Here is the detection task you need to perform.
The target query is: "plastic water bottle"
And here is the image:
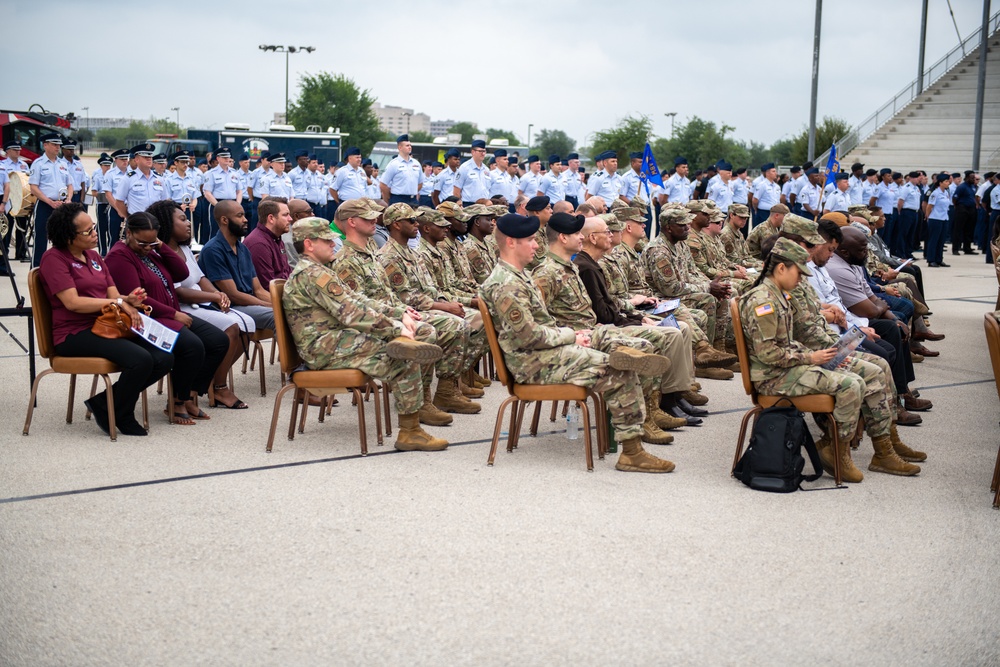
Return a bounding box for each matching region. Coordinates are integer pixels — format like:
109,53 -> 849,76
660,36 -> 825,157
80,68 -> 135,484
566,403 -> 580,440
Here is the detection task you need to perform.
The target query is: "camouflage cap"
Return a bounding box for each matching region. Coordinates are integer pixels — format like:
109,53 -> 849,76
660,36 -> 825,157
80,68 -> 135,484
291,217 -> 337,243
415,206 -> 450,227
781,214 -> 825,245
600,213 -> 624,231
769,203 -> 790,215
488,204 -> 509,217
383,203 -> 418,225
708,208 -> 726,223
616,207 -> 646,223
436,200 -> 470,221
336,198 -> 380,221
362,197 -> 385,212
609,199 -> 630,211
770,237 -> 813,276
685,200 -> 709,213
659,208 -> 695,226
628,197 -> 649,213
463,203 -> 495,218
702,199 -> 718,210
847,204 -> 868,214
729,203 -> 751,218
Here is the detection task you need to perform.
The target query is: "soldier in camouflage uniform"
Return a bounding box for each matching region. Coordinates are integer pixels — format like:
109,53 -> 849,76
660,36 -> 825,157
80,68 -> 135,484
524,195 -> 553,270
739,238 -> 919,482
330,199 -> 476,425
719,204 -> 762,269
685,202 -> 754,294
480,212 -> 677,473
597,212 -> 641,314
745,203 -> 788,261
282,217 -> 448,451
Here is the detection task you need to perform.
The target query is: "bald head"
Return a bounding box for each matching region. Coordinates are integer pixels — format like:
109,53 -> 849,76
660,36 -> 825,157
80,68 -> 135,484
585,196 -> 607,213
288,199 -> 313,221
839,225 -> 866,250
213,199 -> 241,222
580,216 -> 607,237
552,200 -> 574,214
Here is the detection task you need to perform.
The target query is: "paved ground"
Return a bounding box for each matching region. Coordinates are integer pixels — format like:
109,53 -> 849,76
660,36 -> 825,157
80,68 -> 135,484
1,248 -> 998,666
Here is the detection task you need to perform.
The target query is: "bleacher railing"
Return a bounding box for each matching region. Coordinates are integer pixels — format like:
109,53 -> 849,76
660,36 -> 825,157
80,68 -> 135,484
814,9 -> 1000,166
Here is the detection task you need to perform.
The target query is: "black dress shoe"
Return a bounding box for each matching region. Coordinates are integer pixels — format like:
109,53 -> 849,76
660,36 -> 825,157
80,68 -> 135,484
664,402 -> 703,426
84,397 -> 111,435
928,262 -> 941,267
117,415 -> 148,436
938,262 -> 950,267
677,397 -> 709,417
964,249 -> 979,255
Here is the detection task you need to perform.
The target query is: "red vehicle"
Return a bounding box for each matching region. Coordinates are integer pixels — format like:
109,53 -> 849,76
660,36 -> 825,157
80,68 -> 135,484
0,105 -> 75,164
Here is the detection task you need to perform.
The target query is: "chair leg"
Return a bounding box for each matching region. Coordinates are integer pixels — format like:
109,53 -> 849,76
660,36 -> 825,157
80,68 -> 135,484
141,389 -> 149,430
509,400 -> 526,452
578,399 -> 594,472
22,369 -> 54,436
102,374 -> 117,442
288,388 -> 301,441
266,384 -> 298,452
732,407 -> 763,475
317,396 -> 327,423
562,400 -> 570,418
991,441 -> 1000,494
829,415 -> 843,487
590,391 -> 607,460
66,374 -> 77,424
352,387 -> 368,456
549,400 -> 558,423
156,377 -> 164,395
382,382 -> 392,436
488,396 -> 517,466
298,390 -> 310,434
166,376 -> 175,425
370,382 -> 384,446
269,337 -> 277,365
529,401 -> 542,436
257,344 -> 267,396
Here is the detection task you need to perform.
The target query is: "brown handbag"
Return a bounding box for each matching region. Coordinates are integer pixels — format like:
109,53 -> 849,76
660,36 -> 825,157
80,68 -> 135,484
91,303 -> 151,339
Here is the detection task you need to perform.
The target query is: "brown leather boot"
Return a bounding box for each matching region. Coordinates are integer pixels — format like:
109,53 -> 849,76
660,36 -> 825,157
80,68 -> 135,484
694,341 -> 738,368
641,394 -> 675,444
395,413 -> 449,451
608,346 -> 671,376
814,434 -> 837,479
615,435 -> 675,472
471,367 -> 492,388
695,367 -> 734,380
836,432 -> 865,483
680,389 -> 709,406
889,423 -> 927,462
691,381 -> 702,392
459,373 -> 485,398
869,433 -> 920,476
433,377 -> 482,414
418,385 -> 453,426
650,390 -> 688,430
386,337 -> 444,363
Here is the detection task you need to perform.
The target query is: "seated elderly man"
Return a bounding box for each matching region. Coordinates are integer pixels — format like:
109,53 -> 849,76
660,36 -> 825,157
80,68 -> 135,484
282,217 -> 448,451
481,212 -> 677,473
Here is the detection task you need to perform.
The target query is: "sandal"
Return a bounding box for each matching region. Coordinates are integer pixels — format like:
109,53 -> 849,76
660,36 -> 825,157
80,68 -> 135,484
212,385 -> 249,410
188,407 -> 211,420
164,403 -> 197,425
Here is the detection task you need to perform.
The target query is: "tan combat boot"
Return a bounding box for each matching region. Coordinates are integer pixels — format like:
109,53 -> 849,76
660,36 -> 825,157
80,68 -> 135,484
650,390 -> 688,430
836,433 -> 865,483
615,435 -> 675,473
680,389 -> 709,406
459,372 -> 485,398
386,337 -> 444,363
814,432 -> 837,478
395,412 -> 449,451
433,377 -> 482,414
889,423 -> 927,462
691,381 -> 702,392
418,384 -> 453,426
695,367 -> 734,380
870,433 -> 921,476
695,341 -> 738,368
471,367 -> 492,388
608,346 -> 671,376
641,394 -> 674,444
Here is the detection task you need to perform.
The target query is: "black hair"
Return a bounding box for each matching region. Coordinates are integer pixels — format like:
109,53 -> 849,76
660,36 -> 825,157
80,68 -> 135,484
47,201 -> 88,250
816,218 -> 843,244
753,234 -> 797,288
125,211 -> 159,235
148,199 -> 183,244
779,231 -> 812,249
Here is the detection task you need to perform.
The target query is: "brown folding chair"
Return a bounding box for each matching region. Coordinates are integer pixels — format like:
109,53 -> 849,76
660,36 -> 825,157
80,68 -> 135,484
265,280 -> 382,454
23,268 -> 149,442
242,328 -> 274,396
983,313 -> 1000,508
991,241 -> 1000,310
729,299 -> 845,486
477,300 -> 607,471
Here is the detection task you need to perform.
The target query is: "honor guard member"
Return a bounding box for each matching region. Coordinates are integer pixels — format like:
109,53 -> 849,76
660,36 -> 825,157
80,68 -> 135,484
518,155 -> 542,200
1,139 -> 31,261
418,161 -> 435,207
561,153 -> 582,208
432,148 -> 461,206
235,153 -> 254,223
537,154 -> 566,203
259,152 -> 294,199
586,151 -> 625,208
102,148 -> 131,246
247,150 -> 271,227
330,146 -> 366,217
379,134 -> 423,205
488,149 -> 513,200
165,151 -> 200,222
288,149 -> 311,200
823,173 -> 852,215
152,153 -> 168,178
59,137 -> 88,203
113,143 -> 168,222
453,139 -> 491,206
752,162 -> 781,227
28,132 -> 74,267
619,152 -> 644,201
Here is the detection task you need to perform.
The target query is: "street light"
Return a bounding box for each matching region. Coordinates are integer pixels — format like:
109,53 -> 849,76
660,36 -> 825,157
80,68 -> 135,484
664,112 -> 677,137
171,107 -> 180,129
527,123 -> 533,151
258,44 -> 317,120
402,112 -> 412,135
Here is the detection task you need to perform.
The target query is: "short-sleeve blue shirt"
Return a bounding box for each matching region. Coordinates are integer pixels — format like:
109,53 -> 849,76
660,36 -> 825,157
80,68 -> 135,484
198,233 -> 258,295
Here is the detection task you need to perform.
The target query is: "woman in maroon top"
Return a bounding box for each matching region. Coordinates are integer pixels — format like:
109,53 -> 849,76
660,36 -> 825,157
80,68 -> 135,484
39,202 -> 173,436
106,212 -> 229,425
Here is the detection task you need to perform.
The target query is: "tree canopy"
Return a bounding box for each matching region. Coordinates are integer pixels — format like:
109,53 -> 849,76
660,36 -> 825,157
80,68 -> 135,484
533,129 -> 575,159
287,72 -> 382,154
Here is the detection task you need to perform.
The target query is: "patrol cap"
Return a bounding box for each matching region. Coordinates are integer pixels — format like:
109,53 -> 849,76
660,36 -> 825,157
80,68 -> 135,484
769,237 -> 813,276
437,201 -> 473,221
444,148 -> 460,159
62,137 -> 77,149
269,152 -> 287,163
362,197 -> 385,212
660,208 -> 694,226
3,140 -> 21,150
97,153 -> 113,166
548,212 -> 585,234
805,167 -> 819,175
566,153 -> 579,161
628,151 -> 642,160
291,217 -> 337,243
493,148 -> 508,158
761,162 -> 776,171
708,208 -> 725,224
616,207 -> 646,223
603,213 -> 624,232
495,213 -> 539,238
770,203 -> 790,214
851,162 -> 865,171
781,214 -> 825,245
213,147 -> 232,158
344,146 -> 361,157
463,203 -> 494,219
396,134 -> 409,143
674,156 -> 688,166
548,154 -> 560,165
526,155 -> 540,164
238,153 -> 250,162
152,153 -> 168,164
685,200 -> 709,213
336,199 -> 380,221
847,204 -> 868,214
729,203 -> 751,218
629,197 -> 649,213
609,199 -> 629,211
525,195 -> 550,212
294,149 -> 308,159
471,139 -> 486,149
130,142 -> 155,158
717,160 -> 733,171
40,132 -> 63,145
415,206 -> 450,227
834,172 -> 850,181
383,202 -> 419,225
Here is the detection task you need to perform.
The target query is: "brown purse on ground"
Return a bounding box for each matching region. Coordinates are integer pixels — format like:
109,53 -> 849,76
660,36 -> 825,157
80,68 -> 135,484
91,302 -> 151,339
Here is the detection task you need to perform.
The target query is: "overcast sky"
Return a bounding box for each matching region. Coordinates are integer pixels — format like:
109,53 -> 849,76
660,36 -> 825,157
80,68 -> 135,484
7,0 -> 992,147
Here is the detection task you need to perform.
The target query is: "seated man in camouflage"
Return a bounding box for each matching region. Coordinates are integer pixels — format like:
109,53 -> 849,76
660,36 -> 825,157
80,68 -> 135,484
453,202 -> 499,285
331,199 -> 476,425
746,203 -> 788,260
282,217 -> 448,452
481,212 -> 677,473
685,201 -> 754,294
719,203 -> 762,269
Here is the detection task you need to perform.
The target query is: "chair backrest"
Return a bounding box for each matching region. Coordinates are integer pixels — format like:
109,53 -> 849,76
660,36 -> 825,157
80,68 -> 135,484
476,298 -> 515,392
27,268 -> 55,360
729,297 -> 757,400
984,312 -> 1000,407
268,280 -> 303,376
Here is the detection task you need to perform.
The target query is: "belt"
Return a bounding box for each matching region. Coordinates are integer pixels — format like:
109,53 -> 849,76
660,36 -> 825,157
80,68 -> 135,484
390,193 -> 417,197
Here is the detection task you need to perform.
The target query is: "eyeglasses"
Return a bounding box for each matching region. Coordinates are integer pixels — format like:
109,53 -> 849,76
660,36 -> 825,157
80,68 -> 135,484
471,148 -> 486,153
133,238 -> 161,248
75,225 -> 97,236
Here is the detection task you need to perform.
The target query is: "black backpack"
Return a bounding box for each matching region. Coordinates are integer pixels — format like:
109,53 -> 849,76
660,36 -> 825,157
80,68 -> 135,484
734,399 -> 823,493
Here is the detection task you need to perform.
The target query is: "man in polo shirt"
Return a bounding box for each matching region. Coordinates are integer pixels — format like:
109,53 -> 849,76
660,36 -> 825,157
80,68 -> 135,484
245,197 -> 293,288
453,139 -> 491,206
28,133 -> 73,267
198,200 -> 274,332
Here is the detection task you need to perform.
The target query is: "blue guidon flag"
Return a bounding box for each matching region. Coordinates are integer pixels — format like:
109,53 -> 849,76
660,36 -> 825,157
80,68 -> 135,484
824,143 -> 839,187
640,142 -> 664,196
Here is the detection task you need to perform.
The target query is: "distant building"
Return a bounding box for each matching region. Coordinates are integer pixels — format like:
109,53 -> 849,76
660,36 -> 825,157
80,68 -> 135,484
371,103 -> 430,136
430,119 -> 463,137
76,117 -> 133,131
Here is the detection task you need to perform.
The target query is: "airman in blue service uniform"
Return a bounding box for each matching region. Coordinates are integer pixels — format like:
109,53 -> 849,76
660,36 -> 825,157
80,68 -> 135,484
330,146 -> 367,217
561,153 -> 582,208
518,155 -> 542,200
453,139 -> 491,205
258,152 -> 294,200
114,142 -> 168,222
288,149 -> 311,200
537,154 -> 566,203
433,148 -> 461,206
248,151 -> 271,227
165,151 -> 200,222
102,148 -> 131,248
58,137 -> 88,204
380,134 -> 424,205
620,151 -> 645,201
28,133 -> 74,266
236,153 -> 254,224
586,151 -> 625,207
89,152 -> 113,254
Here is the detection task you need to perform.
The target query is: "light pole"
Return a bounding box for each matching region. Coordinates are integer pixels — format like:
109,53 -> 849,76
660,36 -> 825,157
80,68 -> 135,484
664,112 -> 677,137
527,123 -> 533,151
258,44 -> 316,120
171,107 -> 180,129
403,112 -> 411,135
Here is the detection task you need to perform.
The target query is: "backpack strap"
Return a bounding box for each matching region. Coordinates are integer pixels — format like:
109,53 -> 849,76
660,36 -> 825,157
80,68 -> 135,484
800,427 -> 824,483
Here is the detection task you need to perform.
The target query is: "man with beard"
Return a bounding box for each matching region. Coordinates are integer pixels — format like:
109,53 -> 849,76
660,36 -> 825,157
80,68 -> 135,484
198,200 -> 274,332
245,197 -> 293,288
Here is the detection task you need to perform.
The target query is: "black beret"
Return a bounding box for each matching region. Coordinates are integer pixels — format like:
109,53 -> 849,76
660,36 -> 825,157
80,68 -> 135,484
548,212 -> 585,234
525,195 -> 550,212
496,213 -> 540,238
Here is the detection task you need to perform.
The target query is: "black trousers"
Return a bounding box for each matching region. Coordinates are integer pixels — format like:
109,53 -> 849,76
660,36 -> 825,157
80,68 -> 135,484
96,203 -> 110,255
953,205 -> 977,253
55,329 -> 173,418
31,202 -> 54,268
859,318 -> 914,395
170,319 -> 230,400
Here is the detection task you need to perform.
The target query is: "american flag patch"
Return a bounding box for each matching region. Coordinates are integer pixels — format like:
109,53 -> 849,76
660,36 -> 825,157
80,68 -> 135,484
754,303 -> 774,317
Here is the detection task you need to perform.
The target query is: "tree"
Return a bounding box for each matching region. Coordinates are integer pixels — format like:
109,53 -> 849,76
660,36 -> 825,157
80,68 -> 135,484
533,129 -> 575,159
96,120 -> 155,148
651,116 -> 744,172
484,127 -> 521,144
788,116 -> 851,165
287,72 -> 383,155
765,137 -> 795,167
591,115 -> 653,165
409,130 -> 434,143
446,122 -> 481,143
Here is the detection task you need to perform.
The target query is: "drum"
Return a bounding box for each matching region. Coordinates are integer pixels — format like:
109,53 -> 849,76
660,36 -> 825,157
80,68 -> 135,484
8,172 -> 35,217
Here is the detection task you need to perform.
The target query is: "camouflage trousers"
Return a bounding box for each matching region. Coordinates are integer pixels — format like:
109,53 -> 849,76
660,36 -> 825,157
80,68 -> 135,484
311,329 -> 425,415
508,344 -> 645,441
674,304 -> 708,346
680,292 -> 733,348
418,312 -> 469,386
849,350 -> 899,421
589,326 -> 658,397
461,306 -> 489,370
597,322 -> 693,394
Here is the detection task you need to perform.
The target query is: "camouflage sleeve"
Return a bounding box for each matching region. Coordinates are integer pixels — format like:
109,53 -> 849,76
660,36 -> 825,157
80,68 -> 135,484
687,236 -> 723,279
746,227 -> 763,261
485,280 -> 576,351
466,243 -> 490,284
530,264 -> 558,306
739,293 -> 813,369
301,268 -> 402,340
379,255 -> 438,310
644,245 -> 683,298
331,255 -> 407,319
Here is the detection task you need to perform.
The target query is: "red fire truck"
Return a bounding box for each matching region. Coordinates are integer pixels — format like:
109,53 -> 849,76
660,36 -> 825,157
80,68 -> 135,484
0,105 -> 75,164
